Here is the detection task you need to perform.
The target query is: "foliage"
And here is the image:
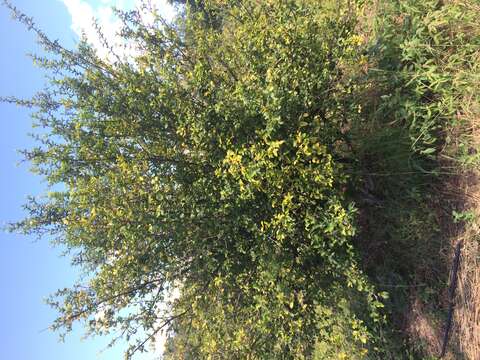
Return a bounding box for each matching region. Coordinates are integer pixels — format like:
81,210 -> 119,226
3,0 -> 386,358
5,0 -> 480,358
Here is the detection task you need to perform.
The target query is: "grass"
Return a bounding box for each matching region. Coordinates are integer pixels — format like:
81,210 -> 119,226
344,0 -> 480,358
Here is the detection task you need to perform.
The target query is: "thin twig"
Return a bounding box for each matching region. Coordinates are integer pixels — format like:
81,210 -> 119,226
440,241 -> 462,358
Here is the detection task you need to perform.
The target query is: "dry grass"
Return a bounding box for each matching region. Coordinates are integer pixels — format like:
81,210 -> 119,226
431,2 -> 480,357
454,224 -> 480,360
451,123 -> 480,360
407,154 -> 480,360
406,297 -> 443,356
449,34 -> 480,356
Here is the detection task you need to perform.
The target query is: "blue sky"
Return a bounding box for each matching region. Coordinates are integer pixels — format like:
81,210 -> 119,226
0,1 -> 172,359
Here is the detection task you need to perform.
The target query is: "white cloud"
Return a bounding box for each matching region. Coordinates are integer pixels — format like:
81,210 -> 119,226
61,0 -> 176,61
152,285 -> 181,355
